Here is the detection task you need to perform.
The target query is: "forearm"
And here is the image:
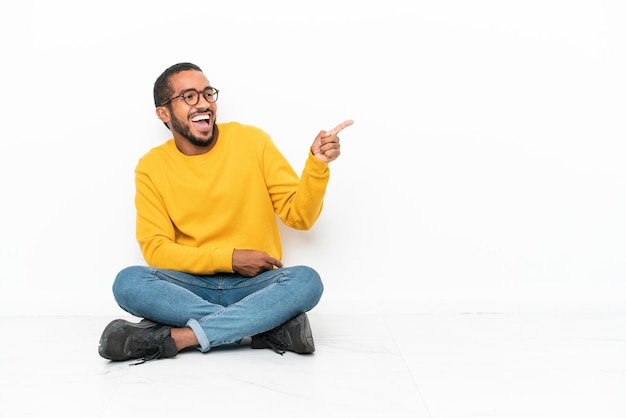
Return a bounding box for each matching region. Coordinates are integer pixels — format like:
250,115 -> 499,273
277,151 -> 330,230
138,234 -> 234,274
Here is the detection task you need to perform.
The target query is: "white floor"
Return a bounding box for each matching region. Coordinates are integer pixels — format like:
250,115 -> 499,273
1,312 -> 625,418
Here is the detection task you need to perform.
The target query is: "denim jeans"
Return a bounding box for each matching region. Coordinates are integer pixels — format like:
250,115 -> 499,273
112,265 -> 324,352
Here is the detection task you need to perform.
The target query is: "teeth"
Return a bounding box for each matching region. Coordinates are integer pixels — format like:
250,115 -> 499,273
191,114 -> 210,122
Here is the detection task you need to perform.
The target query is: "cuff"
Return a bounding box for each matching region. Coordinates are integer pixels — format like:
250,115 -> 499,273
186,318 -> 211,352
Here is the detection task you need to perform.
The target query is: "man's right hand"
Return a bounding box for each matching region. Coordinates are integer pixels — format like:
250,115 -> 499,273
232,249 -> 283,277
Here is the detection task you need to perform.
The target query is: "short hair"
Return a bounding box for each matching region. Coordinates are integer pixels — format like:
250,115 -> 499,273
153,62 -> 203,108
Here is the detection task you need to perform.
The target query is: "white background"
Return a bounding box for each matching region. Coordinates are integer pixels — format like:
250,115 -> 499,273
1,0 -> 624,316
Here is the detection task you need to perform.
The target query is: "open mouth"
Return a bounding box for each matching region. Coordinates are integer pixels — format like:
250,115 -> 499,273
191,113 -> 211,130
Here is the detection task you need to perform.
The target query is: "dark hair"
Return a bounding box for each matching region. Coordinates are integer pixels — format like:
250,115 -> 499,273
153,62 -> 203,107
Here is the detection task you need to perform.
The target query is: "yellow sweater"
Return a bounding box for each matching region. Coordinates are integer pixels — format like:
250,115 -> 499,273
135,122 -> 330,274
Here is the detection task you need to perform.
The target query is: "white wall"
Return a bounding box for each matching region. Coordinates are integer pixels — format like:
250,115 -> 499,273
1,0 -> 624,316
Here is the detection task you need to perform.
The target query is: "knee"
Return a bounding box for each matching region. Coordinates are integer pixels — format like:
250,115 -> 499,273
112,266 -> 149,302
290,265 -> 324,303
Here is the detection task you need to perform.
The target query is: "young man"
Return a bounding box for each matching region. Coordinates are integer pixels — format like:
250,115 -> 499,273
98,62 -> 353,364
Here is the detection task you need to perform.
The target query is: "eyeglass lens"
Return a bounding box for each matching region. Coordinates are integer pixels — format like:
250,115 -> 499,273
182,88 -> 218,105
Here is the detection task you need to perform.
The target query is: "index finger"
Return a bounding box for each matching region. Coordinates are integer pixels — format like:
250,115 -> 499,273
326,119 -> 354,136
266,255 -> 283,269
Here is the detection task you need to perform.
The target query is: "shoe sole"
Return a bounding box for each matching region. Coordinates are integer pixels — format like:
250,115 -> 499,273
291,313 -> 315,354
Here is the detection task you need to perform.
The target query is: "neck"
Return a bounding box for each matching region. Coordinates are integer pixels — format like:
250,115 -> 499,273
174,125 -> 219,156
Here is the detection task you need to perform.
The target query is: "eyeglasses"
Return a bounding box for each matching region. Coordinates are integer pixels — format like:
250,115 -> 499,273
160,87 -> 219,107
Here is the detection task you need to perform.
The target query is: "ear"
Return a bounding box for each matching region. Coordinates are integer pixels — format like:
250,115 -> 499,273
156,107 -> 170,124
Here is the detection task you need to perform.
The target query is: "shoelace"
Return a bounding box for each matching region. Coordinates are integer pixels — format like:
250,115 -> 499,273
261,328 -> 289,355
261,335 -> 286,355
129,339 -> 167,366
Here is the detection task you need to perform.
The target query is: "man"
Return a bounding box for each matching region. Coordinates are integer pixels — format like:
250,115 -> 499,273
98,62 -> 353,364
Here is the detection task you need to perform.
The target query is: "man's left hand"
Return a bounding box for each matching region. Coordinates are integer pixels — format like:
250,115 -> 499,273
311,119 -> 354,163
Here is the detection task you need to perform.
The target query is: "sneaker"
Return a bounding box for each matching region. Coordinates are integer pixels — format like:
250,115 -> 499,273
98,319 -> 177,364
250,313 -> 316,355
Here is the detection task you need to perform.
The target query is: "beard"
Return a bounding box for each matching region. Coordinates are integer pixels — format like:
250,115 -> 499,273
170,112 -> 217,148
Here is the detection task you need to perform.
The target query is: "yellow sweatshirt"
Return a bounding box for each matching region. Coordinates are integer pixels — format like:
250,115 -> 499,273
135,122 -> 330,274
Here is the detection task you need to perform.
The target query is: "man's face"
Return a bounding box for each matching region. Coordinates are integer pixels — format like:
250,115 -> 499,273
160,70 -> 218,149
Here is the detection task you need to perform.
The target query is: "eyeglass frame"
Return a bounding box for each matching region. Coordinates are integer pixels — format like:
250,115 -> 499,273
159,86 -> 219,107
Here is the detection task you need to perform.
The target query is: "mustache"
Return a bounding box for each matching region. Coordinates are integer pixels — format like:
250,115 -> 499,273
191,108 -> 213,117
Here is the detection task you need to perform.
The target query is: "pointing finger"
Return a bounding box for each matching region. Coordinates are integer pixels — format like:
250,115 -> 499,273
325,119 -> 354,136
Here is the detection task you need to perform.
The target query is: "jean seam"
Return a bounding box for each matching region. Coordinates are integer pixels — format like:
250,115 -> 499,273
225,271 -> 286,289
152,269 -> 285,290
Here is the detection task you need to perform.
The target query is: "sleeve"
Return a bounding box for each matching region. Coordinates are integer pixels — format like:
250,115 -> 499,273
264,141 -> 331,230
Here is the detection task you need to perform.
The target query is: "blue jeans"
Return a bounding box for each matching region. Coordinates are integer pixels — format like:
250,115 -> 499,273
112,265 -> 324,352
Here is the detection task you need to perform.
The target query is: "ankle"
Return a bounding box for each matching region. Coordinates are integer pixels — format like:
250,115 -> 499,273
171,327 -> 199,351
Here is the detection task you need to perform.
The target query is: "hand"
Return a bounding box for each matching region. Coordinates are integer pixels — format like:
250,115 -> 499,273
232,249 -> 283,277
311,119 -> 354,163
